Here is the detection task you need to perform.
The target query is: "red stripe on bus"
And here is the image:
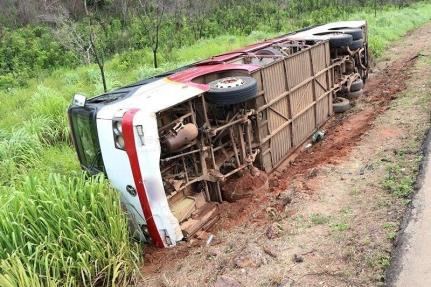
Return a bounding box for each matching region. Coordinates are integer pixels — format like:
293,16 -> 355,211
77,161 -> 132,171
122,108 -> 165,248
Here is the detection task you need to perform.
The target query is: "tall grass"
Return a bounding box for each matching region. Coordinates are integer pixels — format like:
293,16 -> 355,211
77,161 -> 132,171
0,175 -> 140,286
0,127 -> 140,285
0,2 -> 430,286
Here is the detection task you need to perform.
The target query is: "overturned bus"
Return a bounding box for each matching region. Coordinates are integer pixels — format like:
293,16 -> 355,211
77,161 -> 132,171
68,21 -> 369,248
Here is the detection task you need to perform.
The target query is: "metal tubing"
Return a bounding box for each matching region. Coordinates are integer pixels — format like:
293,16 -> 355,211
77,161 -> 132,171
210,112 -> 252,135
237,124 -> 247,163
245,120 -> 253,155
161,148 -> 201,162
229,127 -> 241,168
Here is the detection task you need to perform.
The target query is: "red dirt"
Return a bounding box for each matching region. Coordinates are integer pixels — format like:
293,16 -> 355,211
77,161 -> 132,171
141,54 -> 418,274
284,55 -> 416,175
221,170 -> 268,202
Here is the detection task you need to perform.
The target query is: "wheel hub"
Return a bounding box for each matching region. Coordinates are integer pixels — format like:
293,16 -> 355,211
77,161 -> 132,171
215,77 -> 245,89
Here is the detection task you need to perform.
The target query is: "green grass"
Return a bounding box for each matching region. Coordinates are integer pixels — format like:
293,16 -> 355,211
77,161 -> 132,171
1,2 -> 431,286
383,222 -> 398,241
367,252 -> 391,269
382,149 -> 421,198
0,175 -> 140,287
351,3 -> 431,57
330,222 -> 350,232
329,208 -> 352,232
309,213 -> 330,225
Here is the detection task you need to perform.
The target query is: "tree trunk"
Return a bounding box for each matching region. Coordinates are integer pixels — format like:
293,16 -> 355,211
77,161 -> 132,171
374,0 -> 377,17
98,62 -> 107,92
153,48 -> 158,69
89,26 -> 107,92
83,0 -> 88,16
153,15 -> 161,69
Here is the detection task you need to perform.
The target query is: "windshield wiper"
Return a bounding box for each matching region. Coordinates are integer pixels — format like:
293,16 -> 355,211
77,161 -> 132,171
87,150 -> 102,174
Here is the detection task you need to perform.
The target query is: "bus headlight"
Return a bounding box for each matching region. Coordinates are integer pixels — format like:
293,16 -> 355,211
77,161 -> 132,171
115,135 -> 125,149
113,120 -> 122,135
113,119 -> 125,150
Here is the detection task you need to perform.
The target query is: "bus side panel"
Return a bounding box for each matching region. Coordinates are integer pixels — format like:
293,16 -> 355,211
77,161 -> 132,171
253,41 -> 334,172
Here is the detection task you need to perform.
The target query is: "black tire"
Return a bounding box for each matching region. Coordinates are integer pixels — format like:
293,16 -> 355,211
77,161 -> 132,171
346,89 -> 363,100
333,97 -> 351,113
256,47 -> 282,56
350,79 -> 364,92
206,76 -> 258,106
328,34 -> 353,48
329,28 -> 364,40
349,39 -> 364,50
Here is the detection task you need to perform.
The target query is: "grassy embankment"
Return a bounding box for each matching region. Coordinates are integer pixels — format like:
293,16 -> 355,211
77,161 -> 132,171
0,2 -> 431,286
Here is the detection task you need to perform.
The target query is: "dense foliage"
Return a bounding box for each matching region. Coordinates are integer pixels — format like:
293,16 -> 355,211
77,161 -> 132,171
0,0 -> 423,89
0,26 -> 77,88
0,1 -> 431,286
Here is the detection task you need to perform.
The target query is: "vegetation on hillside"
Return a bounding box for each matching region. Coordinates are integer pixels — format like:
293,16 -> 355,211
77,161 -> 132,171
0,1 -> 430,286
0,0 -> 423,89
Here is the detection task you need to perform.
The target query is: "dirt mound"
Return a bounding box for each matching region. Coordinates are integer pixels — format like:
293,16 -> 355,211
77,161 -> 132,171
221,170 -> 268,202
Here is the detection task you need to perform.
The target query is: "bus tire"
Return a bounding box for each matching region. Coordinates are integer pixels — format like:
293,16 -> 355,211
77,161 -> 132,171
329,28 -> 364,40
350,79 -> 364,92
343,29 -> 364,40
206,76 -> 258,105
328,34 -> 353,48
349,39 -> 364,50
333,97 -> 351,113
346,89 -> 363,100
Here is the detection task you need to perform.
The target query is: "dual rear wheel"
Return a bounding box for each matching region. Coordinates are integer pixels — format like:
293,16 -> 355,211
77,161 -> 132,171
205,76 -> 258,105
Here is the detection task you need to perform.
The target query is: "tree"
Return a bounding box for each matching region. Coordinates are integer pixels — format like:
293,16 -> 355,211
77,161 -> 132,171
186,0 -> 216,41
274,0 -> 289,32
137,0 -> 172,68
52,2 -> 109,92
88,18 -> 108,92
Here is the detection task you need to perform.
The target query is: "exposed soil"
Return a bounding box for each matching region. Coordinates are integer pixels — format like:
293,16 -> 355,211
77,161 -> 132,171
138,22 -> 431,287
221,170 -> 268,203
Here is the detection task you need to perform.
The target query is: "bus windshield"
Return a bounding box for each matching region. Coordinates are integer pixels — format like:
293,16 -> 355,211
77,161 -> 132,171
68,107 -> 104,174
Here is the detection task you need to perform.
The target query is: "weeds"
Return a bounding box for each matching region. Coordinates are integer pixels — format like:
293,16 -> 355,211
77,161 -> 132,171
382,150 -> 421,198
330,222 -> 350,232
367,253 -> 391,269
329,208 -> 352,232
309,213 -> 330,225
383,222 -> 398,241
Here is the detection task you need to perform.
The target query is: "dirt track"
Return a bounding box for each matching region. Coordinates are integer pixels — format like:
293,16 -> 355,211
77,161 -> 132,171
139,22 -> 431,287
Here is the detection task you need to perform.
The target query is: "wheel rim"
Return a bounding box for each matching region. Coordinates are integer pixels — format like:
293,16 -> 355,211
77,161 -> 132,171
215,77 -> 245,89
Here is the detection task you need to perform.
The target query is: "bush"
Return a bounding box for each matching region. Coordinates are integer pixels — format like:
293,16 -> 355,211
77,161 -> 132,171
0,26 -> 77,88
